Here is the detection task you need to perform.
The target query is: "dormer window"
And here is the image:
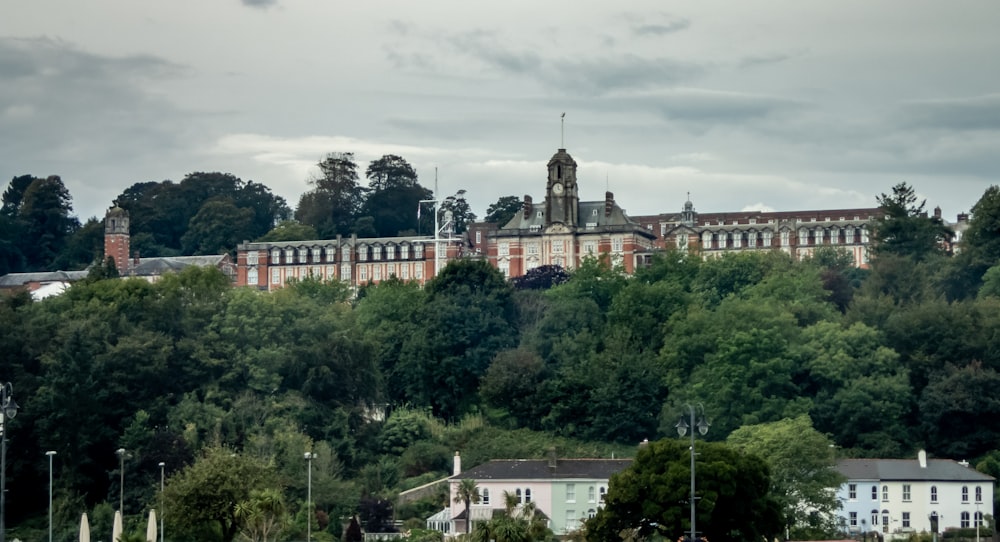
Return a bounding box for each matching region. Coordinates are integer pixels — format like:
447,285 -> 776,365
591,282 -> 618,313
537,211 -> 543,218
592,209 -> 598,216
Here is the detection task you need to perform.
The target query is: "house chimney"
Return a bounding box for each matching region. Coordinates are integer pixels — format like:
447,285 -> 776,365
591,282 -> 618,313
918,449 -> 927,468
548,446 -> 557,470
133,250 -> 140,269
453,451 -> 461,476
934,206 -> 942,219
523,195 -> 533,219
605,192 -> 614,217
957,213 -> 969,223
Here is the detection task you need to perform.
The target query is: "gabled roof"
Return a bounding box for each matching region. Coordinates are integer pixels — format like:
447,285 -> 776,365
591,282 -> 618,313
453,459 -> 632,481
837,458 -> 994,482
0,270 -> 89,287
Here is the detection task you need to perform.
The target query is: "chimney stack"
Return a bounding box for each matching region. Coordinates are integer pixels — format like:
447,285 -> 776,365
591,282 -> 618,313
453,451 -> 462,476
548,446 -> 557,470
523,195 -> 533,219
918,449 -> 927,468
605,192 -> 614,217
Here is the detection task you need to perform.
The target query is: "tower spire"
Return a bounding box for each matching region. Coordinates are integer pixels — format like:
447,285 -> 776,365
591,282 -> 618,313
560,112 -> 566,148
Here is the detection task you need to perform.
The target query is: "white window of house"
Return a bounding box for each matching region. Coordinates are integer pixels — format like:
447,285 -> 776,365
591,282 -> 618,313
781,231 -> 790,246
499,261 -> 509,277
515,489 -> 523,503
882,511 -> 889,532
415,244 -> 424,258
702,231 -> 712,247
749,218 -> 757,224
849,484 -> 857,500
976,486 -> 983,502
326,247 -> 336,262
612,237 -> 623,252
552,240 -> 564,253
247,251 -> 259,265
583,241 -> 596,255
372,245 -> 382,261
903,484 -> 911,501
415,265 -> 422,279
340,265 -> 351,281
401,264 -> 409,280
763,231 -> 773,246
831,228 -> 840,245
850,512 -> 857,526
525,488 -> 532,503
872,486 -> 878,500
298,248 -> 308,263
902,512 -> 910,528
846,228 -> 856,244
537,210 -> 543,218
566,484 -> 576,503
962,486 -> 969,502
527,242 -> 540,255
588,509 -> 596,519
481,488 -> 490,506
359,266 -> 368,282
800,228 -> 810,245
599,487 -> 606,502
975,512 -> 984,528
401,244 -> 410,259
271,248 -> 281,263
554,256 -> 565,267
962,512 -> 970,528
374,265 -> 382,281
326,265 -> 335,279
342,247 -> 350,262
882,485 -> 888,501
387,245 -> 396,260
247,268 -> 258,285
271,268 -> 280,284
358,246 -> 368,261
566,510 -> 576,527
930,486 -> 938,503
499,242 -> 510,256
871,510 -> 878,525
312,248 -> 321,261
733,231 -> 743,248
475,231 -> 482,244
530,224 -> 542,232
588,486 -> 596,503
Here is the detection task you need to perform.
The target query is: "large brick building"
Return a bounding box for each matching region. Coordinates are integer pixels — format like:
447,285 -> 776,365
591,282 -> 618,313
487,148 -> 657,276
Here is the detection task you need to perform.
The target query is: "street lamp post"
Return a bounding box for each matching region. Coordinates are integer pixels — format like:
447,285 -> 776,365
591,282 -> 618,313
0,382 -> 19,542
158,462 -> 165,542
304,452 -> 315,542
676,404 -> 710,542
46,451 -> 57,542
116,448 -> 127,515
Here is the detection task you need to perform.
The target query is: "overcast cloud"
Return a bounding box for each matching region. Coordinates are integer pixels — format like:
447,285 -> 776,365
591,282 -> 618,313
2,0 -> 998,224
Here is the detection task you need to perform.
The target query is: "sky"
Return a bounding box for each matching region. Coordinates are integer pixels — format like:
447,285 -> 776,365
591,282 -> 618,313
2,1 -> 999,225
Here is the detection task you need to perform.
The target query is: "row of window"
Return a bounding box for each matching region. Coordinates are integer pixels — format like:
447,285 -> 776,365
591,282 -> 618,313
477,485 -> 607,506
252,263 -> 427,286
848,510 -> 984,531
247,244 -> 430,266
698,227 -> 868,250
498,238 -> 625,257
848,483 -> 984,503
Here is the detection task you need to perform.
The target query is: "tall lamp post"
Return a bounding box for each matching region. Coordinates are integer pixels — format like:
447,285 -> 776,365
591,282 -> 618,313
304,452 -> 315,542
676,404 -> 710,542
116,448 -> 128,515
0,382 -> 19,542
46,451 -> 57,542
158,462 -> 165,542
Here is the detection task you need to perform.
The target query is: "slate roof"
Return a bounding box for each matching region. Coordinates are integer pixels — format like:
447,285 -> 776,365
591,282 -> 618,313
0,270 -> 89,287
836,458 -> 995,482
131,255 -> 229,276
453,459 -> 632,481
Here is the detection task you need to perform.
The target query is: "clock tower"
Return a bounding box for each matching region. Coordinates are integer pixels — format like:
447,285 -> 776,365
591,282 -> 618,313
545,148 -> 578,226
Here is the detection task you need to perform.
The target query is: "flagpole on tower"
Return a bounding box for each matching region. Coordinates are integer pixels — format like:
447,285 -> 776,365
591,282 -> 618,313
561,112 -> 566,148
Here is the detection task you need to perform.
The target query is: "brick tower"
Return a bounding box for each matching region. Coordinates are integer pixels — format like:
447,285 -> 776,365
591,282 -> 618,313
104,206 -> 130,276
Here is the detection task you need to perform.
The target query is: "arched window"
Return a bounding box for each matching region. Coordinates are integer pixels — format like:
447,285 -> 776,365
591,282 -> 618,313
961,512 -> 971,528
976,486 -> 983,502
524,488 -> 532,503
871,510 -> 879,526
975,511 -> 984,527
871,485 -> 878,500
882,485 -> 888,501
930,486 -> 938,503
882,510 -> 889,533
599,487 -> 607,502
481,488 -> 490,506
515,488 -> 522,502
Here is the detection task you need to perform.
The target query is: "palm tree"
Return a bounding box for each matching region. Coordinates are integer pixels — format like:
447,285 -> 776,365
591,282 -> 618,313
454,478 -> 481,534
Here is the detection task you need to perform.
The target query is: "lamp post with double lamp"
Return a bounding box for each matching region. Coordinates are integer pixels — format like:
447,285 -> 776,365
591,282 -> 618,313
304,452 -> 315,542
159,462 -> 165,542
0,382 -> 19,542
676,404 -> 710,542
46,451 -> 57,542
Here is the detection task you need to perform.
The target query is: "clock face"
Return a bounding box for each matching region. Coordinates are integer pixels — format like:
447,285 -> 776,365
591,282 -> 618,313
552,183 -> 564,195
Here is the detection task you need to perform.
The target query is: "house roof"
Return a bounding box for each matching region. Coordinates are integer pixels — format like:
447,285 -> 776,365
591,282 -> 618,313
0,270 -> 89,287
453,459 -> 632,481
836,458 -> 995,482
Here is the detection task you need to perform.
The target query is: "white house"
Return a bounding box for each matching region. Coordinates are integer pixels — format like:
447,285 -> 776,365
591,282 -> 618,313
431,451 -> 631,538
835,450 -> 995,539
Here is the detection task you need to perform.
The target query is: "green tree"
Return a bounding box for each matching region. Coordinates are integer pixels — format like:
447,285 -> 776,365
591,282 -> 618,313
181,199 -> 256,255
234,488 -> 289,542
366,154 -> 419,191
439,190 -> 477,234
918,362 -> 1000,459
471,490 -> 553,542
163,447 -> 279,542
586,439 -> 782,542
871,182 -> 952,261
454,479 -> 481,535
484,195 -> 522,227
727,416 -> 845,538
295,152 -> 366,237
256,220 -> 319,242
18,175 -> 81,270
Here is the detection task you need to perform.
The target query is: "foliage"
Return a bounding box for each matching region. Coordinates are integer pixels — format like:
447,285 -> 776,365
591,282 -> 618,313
296,153 -> 366,238
439,189 -> 477,234
586,439 -> 783,542
726,415 -> 845,538
256,220 -> 319,242
484,195 -> 522,227
162,447 -> 280,542
234,488 -> 289,542
511,264 -> 569,290
470,490 -> 554,542
871,182 -> 951,261
454,479 -> 480,534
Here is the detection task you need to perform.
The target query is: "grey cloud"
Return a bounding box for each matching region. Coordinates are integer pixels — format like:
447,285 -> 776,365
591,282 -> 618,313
738,52 -> 796,69
631,19 -> 690,36
241,0 -> 278,8
897,94 -> 1000,131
